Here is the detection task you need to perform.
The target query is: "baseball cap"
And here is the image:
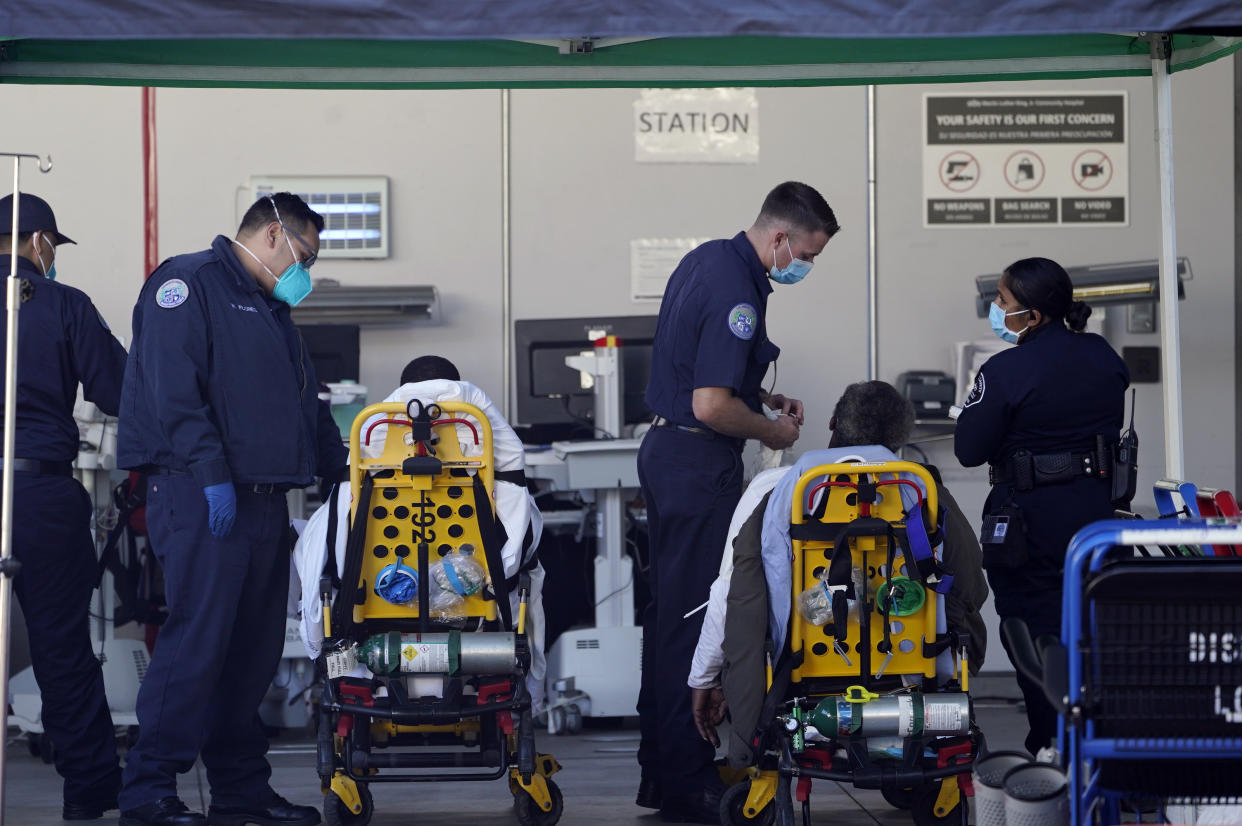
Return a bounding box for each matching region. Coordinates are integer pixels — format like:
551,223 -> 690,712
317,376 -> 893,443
0,193 -> 75,245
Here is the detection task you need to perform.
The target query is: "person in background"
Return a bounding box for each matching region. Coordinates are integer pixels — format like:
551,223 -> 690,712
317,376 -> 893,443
0,193 -> 127,821
955,256 -> 1128,756
638,181 -> 839,824
117,193 -> 345,826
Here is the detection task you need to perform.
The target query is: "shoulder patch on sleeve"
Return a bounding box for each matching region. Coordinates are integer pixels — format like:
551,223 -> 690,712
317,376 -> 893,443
727,303 -> 757,340
963,371 -> 985,408
155,278 -> 189,309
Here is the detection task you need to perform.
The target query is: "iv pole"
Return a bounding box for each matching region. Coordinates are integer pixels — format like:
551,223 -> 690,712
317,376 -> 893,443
0,151 -> 53,824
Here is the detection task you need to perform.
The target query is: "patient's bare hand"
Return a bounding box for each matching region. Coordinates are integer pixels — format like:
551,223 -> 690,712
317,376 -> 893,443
691,686 -> 728,747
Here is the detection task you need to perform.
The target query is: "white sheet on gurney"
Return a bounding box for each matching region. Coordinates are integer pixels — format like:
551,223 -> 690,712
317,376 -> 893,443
290,380 -> 545,706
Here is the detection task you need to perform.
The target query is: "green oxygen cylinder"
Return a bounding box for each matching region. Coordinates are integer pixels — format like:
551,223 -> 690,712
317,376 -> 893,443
804,688 -> 971,740
358,631 -> 455,675
355,631 -> 519,676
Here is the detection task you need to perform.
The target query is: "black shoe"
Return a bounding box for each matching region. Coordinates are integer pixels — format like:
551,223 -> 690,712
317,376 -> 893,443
63,794 -> 119,821
119,797 -> 207,826
207,794 -> 320,826
660,783 -> 724,825
636,773 -> 663,809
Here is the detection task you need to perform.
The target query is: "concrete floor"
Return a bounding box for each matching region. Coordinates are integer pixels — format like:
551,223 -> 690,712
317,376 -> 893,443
2,691 -> 1030,825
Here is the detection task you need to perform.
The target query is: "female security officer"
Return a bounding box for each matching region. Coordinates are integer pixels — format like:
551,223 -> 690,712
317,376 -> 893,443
955,256 -> 1129,755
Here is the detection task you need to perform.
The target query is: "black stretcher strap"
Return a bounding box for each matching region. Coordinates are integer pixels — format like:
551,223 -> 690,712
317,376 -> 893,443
331,473 -> 375,639
471,476 -> 514,630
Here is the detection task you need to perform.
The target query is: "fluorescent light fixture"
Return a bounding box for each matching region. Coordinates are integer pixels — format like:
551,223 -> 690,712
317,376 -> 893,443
290,280 -> 439,327
974,258 -> 1191,317
306,203 -> 382,215
319,229 -> 382,241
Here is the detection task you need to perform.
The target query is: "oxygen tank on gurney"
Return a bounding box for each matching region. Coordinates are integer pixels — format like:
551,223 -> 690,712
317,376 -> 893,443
358,630 -> 524,676
792,686 -> 971,740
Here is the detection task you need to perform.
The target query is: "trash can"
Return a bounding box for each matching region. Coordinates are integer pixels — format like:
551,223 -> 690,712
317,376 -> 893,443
972,751 -> 1031,826
1003,762 -> 1069,826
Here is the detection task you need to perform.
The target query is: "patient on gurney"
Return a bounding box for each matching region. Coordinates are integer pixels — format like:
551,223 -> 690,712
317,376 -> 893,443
291,355 -> 548,711
687,381 -> 988,766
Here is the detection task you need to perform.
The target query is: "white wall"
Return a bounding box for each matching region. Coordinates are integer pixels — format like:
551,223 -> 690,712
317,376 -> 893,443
0,59 -> 1233,672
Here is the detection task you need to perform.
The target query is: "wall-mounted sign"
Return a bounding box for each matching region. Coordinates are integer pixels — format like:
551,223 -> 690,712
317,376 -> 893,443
635,88 -> 759,164
923,92 -> 1128,228
630,237 -> 710,301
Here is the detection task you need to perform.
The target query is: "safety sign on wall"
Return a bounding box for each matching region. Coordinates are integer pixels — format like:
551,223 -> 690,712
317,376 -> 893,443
634,88 -> 759,164
923,92 -> 1128,228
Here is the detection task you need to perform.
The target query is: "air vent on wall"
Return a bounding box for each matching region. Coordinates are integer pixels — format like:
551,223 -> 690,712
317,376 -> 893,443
250,175 -> 389,259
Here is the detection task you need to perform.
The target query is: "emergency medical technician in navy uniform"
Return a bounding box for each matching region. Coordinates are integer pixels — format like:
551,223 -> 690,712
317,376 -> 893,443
637,182 -> 838,824
0,193 -> 127,820
117,194 -> 346,826
955,257 -> 1128,756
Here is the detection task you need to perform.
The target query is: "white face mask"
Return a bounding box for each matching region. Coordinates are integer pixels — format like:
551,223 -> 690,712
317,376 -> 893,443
33,232 -> 56,280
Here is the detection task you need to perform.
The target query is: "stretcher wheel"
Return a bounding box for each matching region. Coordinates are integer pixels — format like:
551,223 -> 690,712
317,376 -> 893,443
513,777 -> 563,825
719,781 -> 775,826
910,781 -> 964,826
881,785 -> 914,809
323,783 -> 373,826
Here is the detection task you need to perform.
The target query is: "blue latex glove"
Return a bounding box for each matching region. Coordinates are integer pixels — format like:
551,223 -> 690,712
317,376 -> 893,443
204,482 -> 237,538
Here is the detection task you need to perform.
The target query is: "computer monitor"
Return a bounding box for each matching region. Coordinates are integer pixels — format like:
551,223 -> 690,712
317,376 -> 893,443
300,324 -> 361,384
514,315 -> 658,443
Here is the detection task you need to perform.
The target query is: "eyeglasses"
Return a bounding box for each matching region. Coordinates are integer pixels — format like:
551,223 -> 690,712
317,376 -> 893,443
282,223 -> 318,269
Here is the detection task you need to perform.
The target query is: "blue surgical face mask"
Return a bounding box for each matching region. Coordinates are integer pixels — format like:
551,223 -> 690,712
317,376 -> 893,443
268,198 -> 315,306
769,236 -> 812,285
989,301 -> 1029,344
272,259 -> 312,307
34,232 -> 56,281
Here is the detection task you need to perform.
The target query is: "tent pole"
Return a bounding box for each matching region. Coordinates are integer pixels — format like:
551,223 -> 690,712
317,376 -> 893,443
1150,34 -> 1185,480
865,85 -> 878,380
501,89 -> 513,418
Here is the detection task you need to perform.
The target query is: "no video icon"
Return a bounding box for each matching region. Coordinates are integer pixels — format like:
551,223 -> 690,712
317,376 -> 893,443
1073,150 -> 1113,191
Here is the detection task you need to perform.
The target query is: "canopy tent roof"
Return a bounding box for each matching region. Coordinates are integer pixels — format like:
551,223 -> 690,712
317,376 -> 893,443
2,1 -> 1242,89
1,33 -> 1241,89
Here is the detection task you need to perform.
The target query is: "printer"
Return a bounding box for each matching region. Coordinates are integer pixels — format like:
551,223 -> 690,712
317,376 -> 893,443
896,371 -> 957,419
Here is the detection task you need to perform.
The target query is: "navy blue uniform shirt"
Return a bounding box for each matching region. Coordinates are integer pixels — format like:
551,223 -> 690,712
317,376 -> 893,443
118,235 -> 346,488
0,255 -> 127,462
645,231 -> 780,429
955,322 -> 1130,467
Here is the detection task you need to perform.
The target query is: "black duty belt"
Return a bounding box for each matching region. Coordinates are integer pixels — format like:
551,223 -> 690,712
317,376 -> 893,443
1,458 -> 73,477
989,448 -> 1109,491
651,415 -> 731,441
153,467 -> 292,495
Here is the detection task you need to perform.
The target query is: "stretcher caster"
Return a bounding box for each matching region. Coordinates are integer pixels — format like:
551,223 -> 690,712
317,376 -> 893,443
323,780 -> 373,826
513,777 -> 563,825
719,781 -> 775,826
880,785 -> 913,809
910,780 -> 965,826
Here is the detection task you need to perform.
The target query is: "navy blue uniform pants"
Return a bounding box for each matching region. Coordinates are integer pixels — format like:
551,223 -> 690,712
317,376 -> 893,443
120,474 -> 289,811
985,477 -> 1113,756
11,473 -> 121,803
637,428 -> 742,792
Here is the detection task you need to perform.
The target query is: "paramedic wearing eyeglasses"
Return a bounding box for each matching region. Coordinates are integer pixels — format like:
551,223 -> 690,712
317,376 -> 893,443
116,193 -> 346,826
637,181 -> 839,824
954,256 -> 1128,757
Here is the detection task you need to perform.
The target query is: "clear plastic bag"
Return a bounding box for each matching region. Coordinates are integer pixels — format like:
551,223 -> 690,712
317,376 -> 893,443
429,547 -> 486,597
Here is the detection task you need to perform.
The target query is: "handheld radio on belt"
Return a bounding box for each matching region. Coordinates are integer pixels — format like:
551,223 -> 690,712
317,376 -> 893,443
1111,389 -> 1138,509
